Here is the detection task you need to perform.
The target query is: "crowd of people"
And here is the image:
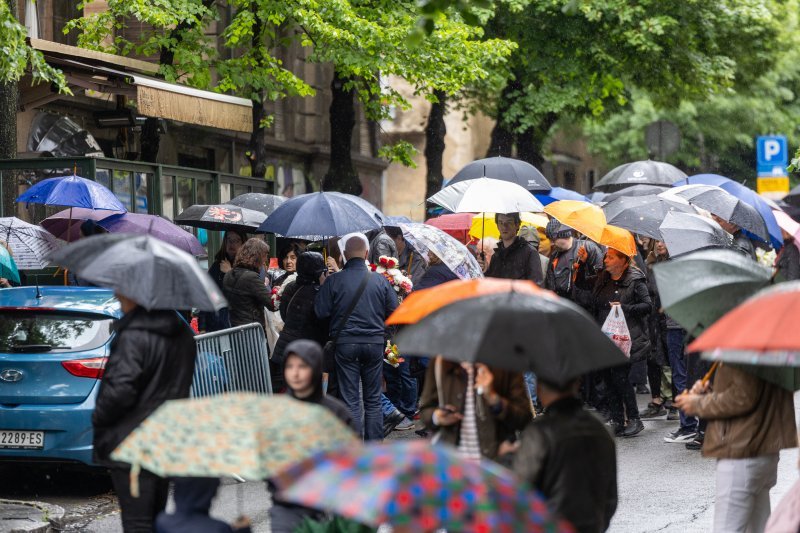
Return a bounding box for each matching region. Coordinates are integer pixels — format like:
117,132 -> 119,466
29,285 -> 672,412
79,204 -> 800,533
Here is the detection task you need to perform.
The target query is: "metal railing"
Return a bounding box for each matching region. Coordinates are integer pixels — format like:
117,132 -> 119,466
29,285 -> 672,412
191,323 -> 273,397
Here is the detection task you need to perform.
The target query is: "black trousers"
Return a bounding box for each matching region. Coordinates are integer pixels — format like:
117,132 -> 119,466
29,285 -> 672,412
109,467 -> 169,533
606,363 -> 639,426
646,358 -> 663,400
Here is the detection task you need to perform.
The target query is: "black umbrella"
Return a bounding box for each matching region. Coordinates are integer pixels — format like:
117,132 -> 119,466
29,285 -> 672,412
227,193 -> 286,216
174,204 -> 267,232
593,160 -> 687,192
393,292 -> 628,386
658,211 -> 732,257
602,195 -> 696,240
447,156 -> 552,192
666,185 -> 770,243
602,184 -> 671,202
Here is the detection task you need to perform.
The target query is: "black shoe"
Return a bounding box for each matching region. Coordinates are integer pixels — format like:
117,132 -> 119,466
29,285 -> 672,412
639,403 -> 667,419
635,385 -> 650,395
622,418 -> 645,437
685,432 -> 705,451
605,420 -> 624,437
382,410 -> 404,438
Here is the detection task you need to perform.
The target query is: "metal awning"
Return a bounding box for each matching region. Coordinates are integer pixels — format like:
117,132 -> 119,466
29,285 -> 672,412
26,39 -> 253,133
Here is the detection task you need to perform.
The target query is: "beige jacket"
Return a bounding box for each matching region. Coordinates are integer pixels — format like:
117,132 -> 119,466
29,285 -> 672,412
695,364 -> 797,459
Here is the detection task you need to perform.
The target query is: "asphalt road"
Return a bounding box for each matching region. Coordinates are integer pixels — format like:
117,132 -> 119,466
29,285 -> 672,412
2,392 -> 798,532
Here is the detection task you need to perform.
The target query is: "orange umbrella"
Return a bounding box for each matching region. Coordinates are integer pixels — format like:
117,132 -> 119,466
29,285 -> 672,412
597,224 -> 637,257
386,278 -> 544,326
543,200 -> 606,241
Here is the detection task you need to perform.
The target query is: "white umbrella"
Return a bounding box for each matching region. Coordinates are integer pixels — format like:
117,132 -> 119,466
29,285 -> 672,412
427,177 -> 544,214
0,217 -> 62,269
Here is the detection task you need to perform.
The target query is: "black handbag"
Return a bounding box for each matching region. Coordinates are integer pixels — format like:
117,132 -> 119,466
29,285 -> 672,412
323,272 -> 371,360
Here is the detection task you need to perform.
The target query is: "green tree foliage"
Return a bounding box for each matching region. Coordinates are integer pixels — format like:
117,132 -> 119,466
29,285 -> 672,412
0,1 -> 70,91
584,1 -> 800,187
479,0 -> 780,165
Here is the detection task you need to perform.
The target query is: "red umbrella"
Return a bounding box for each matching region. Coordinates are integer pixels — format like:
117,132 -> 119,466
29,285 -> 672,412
425,213 -> 474,243
688,281 -> 800,365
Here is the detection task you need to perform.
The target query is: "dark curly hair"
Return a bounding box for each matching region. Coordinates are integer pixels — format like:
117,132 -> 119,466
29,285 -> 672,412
234,238 -> 270,270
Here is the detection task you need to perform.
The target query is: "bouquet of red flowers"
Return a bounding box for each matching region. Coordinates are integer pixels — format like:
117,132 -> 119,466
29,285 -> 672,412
370,256 -> 413,301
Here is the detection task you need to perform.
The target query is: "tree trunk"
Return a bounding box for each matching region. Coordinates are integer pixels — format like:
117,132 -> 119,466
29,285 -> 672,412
249,92 -> 269,181
322,71 -> 360,194
424,90 -> 447,201
486,78 -> 520,158
0,0 -> 19,217
516,113 -> 558,168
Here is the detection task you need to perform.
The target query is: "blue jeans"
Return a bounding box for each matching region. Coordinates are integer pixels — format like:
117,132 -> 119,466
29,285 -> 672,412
384,359 -> 417,418
335,343 -> 384,441
667,329 -> 698,432
381,394 -> 397,417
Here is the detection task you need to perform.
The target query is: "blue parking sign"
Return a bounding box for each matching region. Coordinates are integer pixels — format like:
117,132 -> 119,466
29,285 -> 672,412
756,135 -> 788,177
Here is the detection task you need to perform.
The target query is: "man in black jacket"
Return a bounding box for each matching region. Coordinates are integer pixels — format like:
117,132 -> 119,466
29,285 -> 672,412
93,293 -> 197,532
478,212 -> 543,285
314,234 -> 398,441
514,378 -> 617,533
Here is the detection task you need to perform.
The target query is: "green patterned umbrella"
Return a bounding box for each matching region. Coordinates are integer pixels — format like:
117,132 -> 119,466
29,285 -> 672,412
111,393 -> 358,480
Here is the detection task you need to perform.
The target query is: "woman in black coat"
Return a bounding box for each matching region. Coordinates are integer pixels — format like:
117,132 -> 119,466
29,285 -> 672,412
271,252 -> 329,391
222,238 -> 272,331
775,233 -> 800,282
200,230 -> 247,332
575,247 -> 652,438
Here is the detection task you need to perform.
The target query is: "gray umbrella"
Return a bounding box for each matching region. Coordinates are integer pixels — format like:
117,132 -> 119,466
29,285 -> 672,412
48,234 -> 226,311
594,160 -> 687,192
658,212 -> 732,257
602,195 -> 696,240
653,248 -> 772,336
394,292 -> 627,386
227,193 -> 286,216
663,185 -> 770,243
602,184 -> 671,202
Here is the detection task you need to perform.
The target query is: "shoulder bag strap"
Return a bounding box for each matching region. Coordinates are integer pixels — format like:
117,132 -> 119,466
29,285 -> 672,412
330,271 -> 371,344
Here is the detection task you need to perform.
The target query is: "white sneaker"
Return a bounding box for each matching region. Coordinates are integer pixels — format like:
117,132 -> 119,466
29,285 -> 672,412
664,428 -> 697,443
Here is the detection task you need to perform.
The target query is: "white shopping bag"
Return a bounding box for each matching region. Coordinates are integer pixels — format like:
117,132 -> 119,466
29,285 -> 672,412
601,303 -> 632,358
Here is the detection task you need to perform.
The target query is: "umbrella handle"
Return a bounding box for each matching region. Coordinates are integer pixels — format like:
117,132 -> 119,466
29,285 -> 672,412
701,361 -> 719,385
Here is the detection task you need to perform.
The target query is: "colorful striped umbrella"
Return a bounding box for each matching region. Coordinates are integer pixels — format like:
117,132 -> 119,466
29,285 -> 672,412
274,440 -> 574,533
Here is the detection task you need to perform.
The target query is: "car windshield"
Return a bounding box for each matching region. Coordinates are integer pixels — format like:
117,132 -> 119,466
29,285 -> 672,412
0,312 -> 114,353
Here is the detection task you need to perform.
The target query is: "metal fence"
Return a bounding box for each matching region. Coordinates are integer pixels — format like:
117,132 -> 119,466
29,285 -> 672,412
191,323 -> 273,397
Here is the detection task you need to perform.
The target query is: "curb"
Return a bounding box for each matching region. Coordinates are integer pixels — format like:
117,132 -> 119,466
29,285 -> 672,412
0,499 -> 65,533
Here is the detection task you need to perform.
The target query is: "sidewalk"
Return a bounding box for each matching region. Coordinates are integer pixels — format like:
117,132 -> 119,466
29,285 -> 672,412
0,499 -> 64,533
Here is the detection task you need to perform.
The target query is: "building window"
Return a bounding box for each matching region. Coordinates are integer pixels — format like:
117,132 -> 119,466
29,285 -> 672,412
52,1 -> 81,46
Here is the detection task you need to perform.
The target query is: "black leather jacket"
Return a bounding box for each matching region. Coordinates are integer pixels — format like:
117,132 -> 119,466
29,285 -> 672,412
513,397 -> 617,533
223,267 -> 272,330
93,307 -> 196,465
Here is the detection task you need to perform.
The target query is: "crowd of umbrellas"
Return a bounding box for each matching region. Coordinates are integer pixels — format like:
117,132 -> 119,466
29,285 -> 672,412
2,157 -> 800,531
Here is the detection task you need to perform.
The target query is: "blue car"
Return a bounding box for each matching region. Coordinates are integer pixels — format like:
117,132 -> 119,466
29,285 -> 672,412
0,286 -> 121,466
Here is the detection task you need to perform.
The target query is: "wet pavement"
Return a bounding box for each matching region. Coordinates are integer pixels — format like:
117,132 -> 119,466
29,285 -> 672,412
2,393 -> 798,532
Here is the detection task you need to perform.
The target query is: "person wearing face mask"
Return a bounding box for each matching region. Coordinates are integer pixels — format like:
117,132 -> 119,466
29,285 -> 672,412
575,246 -> 652,438
268,340 -> 356,532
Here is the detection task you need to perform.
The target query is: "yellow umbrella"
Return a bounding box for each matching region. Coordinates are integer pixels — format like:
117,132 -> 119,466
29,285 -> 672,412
543,200 -> 606,242
469,212 -> 550,240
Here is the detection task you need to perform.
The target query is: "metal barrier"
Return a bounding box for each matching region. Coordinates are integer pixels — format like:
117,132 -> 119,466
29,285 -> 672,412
191,323 -> 273,397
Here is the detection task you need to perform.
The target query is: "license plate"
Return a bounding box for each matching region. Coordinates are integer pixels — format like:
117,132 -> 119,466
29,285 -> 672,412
0,430 -> 44,449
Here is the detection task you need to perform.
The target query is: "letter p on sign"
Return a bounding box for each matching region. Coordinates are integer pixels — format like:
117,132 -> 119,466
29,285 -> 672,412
764,140 -> 781,161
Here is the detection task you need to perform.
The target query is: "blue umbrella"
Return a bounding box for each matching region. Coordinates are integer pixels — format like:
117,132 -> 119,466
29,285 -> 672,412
673,174 -> 782,249
258,191 -> 384,239
16,174 -> 126,212
534,186 -> 589,206
0,245 -> 21,284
